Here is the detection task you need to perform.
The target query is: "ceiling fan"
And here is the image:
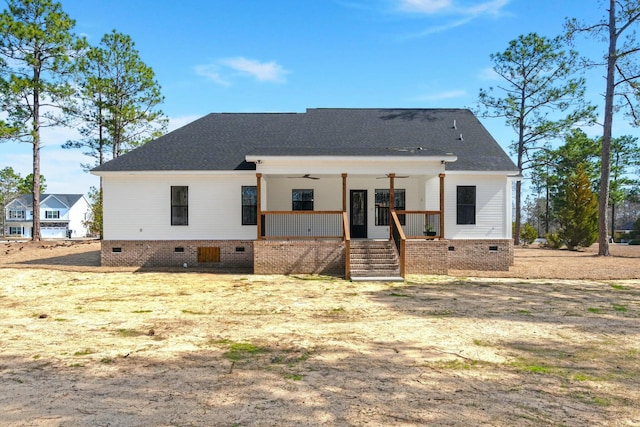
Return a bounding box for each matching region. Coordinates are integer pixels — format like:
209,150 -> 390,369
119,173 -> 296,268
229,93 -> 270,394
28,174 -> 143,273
287,174 -> 320,180
376,174 -> 409,179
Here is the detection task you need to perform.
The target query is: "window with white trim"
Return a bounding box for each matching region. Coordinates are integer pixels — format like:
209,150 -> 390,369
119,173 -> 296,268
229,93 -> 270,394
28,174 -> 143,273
45,210 -> 60,219
8,210 -> 25,219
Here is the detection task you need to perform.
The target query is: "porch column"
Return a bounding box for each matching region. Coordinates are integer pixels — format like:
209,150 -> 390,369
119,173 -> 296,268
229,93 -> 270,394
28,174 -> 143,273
439,173 -> 445,238
256,173 -> 262,240
342,173 -> 347,212
389,173 -> 395,240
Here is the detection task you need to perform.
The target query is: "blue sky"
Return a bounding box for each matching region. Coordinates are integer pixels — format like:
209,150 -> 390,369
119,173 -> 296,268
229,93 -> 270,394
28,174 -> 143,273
1,0 -> 625,196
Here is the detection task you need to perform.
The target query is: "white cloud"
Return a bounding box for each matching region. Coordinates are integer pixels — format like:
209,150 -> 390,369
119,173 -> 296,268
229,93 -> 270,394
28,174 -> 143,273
396,0 -> 510,36
398,0 -> 508,15
399,0 -> 452,14
195,57 -> 289,85
194,64 -> 231,86
220,57 -> 289,83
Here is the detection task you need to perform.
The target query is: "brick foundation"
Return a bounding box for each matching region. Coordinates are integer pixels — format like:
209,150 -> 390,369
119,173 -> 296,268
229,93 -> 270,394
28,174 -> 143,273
254,240 -> 345,276
100,238 -> 513,275
446,239 -> 513,271
404,239 -> 449,275
101,240 -> 254,270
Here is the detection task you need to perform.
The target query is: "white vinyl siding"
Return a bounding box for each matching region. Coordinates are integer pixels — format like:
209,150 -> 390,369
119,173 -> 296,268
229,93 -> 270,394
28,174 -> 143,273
444,174 -> 509,239
103,174 -> 257,240
67,197 -> 91,237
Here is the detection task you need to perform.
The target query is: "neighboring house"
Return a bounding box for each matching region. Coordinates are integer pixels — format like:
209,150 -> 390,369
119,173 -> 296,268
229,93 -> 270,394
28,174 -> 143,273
614,221 -> 636,243
92,108 -> 520,279
4,194 -> 91,239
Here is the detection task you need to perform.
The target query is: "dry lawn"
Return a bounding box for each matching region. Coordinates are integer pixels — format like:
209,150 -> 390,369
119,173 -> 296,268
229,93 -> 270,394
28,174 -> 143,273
0,240 -> 639,426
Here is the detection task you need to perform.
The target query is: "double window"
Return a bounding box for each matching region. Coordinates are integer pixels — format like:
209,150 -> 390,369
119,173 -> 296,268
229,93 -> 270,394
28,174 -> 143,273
456,186 -> 476,225
241,186 -> 257,225
171,186 -> 189,225
45,210 -> 60,219
292,189 -> 314,211
8,210 -> 25,219
8,226 -> 22,236
375,189 -> 405,226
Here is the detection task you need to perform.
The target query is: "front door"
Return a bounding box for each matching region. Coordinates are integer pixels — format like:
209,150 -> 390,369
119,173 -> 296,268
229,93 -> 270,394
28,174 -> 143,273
350,190 -> 367,238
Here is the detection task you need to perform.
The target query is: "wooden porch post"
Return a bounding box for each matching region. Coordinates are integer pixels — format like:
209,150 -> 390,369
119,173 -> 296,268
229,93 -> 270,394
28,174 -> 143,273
389,173 -> 395,240
256,173 -> 262,240
439,173 -> 445,238
342,173 -> 347,212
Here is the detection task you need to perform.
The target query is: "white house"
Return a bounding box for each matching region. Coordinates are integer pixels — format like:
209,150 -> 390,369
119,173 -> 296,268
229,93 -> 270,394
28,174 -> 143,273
4,194 -> 91,239
92,108 -> 520,279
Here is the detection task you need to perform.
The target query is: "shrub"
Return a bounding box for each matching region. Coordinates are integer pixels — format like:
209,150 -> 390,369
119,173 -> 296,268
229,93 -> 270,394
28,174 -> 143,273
545,233 -> 563,249
628,239 -> 640,246
520,223 -> 538,245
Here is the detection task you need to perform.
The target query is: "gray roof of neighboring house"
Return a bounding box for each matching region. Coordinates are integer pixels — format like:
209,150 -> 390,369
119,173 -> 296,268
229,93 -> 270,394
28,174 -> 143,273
7,194 -> 84,208
92,108 -> 518,173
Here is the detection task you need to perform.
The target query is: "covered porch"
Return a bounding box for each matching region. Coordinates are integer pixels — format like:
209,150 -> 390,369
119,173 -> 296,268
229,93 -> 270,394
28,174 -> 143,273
253,171 -> 448,279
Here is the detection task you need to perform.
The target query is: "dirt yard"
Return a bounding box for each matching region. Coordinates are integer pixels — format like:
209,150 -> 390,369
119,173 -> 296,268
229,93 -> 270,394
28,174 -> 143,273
1,240 -> 639,426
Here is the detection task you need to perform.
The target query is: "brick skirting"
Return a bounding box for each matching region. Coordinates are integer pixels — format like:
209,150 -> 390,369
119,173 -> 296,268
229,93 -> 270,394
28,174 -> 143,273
405,240 -> 449,275
101,240 -> 254,270
446,239 -> 513,271
254,240 -> 345,276
100,238 -> 512,275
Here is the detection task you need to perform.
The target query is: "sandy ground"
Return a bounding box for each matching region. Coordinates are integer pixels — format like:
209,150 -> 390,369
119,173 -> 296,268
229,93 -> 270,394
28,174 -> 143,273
0,240 -> 639,426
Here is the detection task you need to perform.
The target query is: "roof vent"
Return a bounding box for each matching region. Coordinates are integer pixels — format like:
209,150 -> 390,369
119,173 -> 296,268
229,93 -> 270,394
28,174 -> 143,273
459,133 -> 464,141
453,119 -> 457,129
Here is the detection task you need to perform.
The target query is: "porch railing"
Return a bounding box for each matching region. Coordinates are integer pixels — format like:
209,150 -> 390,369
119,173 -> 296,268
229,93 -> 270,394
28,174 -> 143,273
390,211 -> 406,278
343,211 -> 350,279
394,210 -> 442,239
260,211 -> 344,239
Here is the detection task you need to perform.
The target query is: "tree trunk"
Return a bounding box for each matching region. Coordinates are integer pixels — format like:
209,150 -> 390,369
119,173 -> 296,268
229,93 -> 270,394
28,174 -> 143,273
515,180 -> 522,244
611,203 -> 616,242
514,108 -> 527,245
32,71 -> 41,242
598,0 -> 617,256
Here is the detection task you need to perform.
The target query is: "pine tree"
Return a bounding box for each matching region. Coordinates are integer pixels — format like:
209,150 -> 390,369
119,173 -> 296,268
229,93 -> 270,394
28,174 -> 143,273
0,0 -> 83,241
558,164 -> 599,250
477,33 -> 595,245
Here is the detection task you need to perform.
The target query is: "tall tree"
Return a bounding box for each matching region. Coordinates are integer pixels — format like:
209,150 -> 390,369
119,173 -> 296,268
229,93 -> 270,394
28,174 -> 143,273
558,164 -> 599,250
0,0 -> 82,241
567,0 -> 640,255
17,173 -> 47,195
84,186 -> 102,238
478,32 -> 595,245
64,29 -> 166,167
532,129 -> 600,231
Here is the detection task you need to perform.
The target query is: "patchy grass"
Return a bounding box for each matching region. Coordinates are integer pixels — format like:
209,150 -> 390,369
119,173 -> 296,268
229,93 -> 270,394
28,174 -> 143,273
1,258 -> 639,426
612,304 -> 627,312
116,328 -> 145,337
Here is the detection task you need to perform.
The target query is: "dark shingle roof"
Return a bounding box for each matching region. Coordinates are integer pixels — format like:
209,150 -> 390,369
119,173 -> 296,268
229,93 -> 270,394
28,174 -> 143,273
92,108 -> 517,173
9,194 -> 84,208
